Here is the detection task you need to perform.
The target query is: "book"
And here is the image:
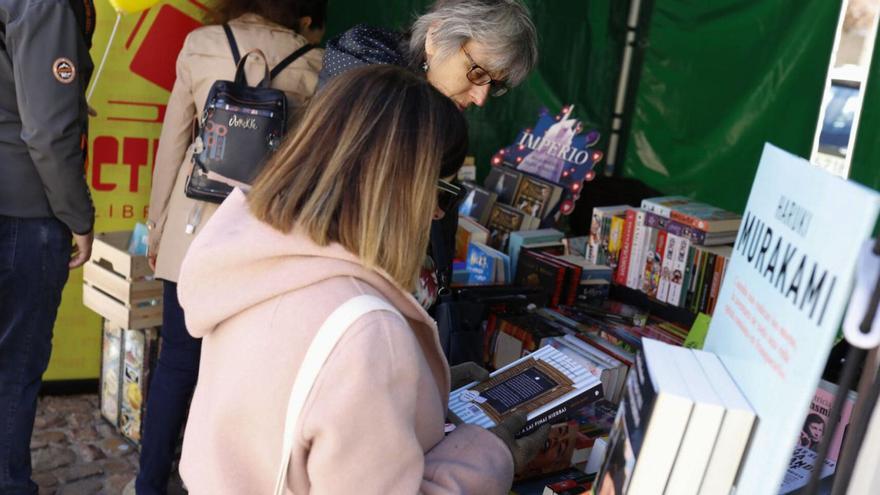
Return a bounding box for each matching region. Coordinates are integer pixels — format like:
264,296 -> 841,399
641,196 -> 742,233
487,203 -> 541,251
508,229 -> 566,279
516,420 -> 581,480
516,249 -> 568,308
587,205 -> 629,264
664,345 -> 726,495
485,165 -> 524,205
512,173 -> 565,220
565,235 -> 589,258
665,234 -> 691,306
607,214 -> 627,273
614,209 -> 637,286
626,209 -> 648,290
594,339 -> 693,495
656,233 -> 676,303
465,242 -> 510,285
703,144 -> 880,494
491,314 -> 565,368
458,181 -> 498,225
455,215 -> 490,261
795,378 -> 857,462
778,446 -> 836,495
643,210 -> 737,246
692,348 -> 757,495
449,344 -> 604,435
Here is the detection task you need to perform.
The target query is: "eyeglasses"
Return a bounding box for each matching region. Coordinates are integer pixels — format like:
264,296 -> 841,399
461,47 -> 508,97
437,179 -> 464,214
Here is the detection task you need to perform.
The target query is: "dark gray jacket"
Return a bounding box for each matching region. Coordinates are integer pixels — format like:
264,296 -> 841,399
0,0 -> 94,234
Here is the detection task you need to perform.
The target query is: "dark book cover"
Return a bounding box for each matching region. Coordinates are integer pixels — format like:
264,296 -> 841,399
459,181 -> 498,225
487,203 -> 528,251
485,165 -> 524,205
516,250 -> 567,308
512,174 -> 564,220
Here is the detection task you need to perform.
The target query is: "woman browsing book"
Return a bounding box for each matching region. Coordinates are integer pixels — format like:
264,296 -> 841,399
175,66 -> 545,494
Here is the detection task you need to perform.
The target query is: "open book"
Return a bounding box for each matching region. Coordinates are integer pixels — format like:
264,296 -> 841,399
449,345 -> 604,435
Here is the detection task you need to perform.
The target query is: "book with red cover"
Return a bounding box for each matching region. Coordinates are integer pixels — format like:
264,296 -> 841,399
614,209 -> 638,286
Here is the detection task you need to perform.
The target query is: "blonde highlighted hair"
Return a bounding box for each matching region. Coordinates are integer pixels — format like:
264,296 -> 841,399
248,65 -> 468,290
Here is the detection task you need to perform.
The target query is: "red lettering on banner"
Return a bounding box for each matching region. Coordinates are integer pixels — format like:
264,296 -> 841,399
91,136 -> 118,191
123,137 -> 149,192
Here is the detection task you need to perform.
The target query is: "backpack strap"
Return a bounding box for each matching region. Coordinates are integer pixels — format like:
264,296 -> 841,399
272,295 -> 404,495
269,44 -> 316,80
222,23 -> 242,66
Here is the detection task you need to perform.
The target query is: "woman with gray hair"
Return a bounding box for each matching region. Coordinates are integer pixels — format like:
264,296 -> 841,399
319,0 -> 539,313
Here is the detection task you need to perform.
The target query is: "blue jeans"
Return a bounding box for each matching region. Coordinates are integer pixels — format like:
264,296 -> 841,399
136,281 -> 201,495
0,216 -> 71,495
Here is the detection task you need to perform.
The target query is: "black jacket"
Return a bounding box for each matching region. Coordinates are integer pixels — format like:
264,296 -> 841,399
0,0 -> 95,234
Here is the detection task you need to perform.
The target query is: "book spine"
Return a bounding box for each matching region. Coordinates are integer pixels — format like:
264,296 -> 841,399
641,199 -> 672,218
608,215 -> 625,271
698,253 -> 717,313
641,226 -> 660,295
615,210 -> 637,286
627,211 -> 647,289
599,216 -> 612,265
708,254 -> 727,315
657,233 -> 674,302
667,236 -> 690,306
669,210 -> 709,232
586,211 -> 604,264
519,382 -> 604,436
686,250 -> 705,312
565,266 -> 582,306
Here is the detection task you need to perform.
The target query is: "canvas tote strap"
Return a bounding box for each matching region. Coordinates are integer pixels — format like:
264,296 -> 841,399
272,295 -> 404,495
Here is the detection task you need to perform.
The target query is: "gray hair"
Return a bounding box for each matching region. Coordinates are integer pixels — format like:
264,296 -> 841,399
409,0 -> 538,87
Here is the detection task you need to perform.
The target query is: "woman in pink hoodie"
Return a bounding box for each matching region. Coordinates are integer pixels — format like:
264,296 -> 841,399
175,65 -> 544,494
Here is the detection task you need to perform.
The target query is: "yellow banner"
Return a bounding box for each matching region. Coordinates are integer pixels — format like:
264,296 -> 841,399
45,1 -> 207,380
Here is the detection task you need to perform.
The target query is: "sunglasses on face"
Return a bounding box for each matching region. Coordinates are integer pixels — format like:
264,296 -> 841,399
461,47 -> 509,98
437,179 -> 465,214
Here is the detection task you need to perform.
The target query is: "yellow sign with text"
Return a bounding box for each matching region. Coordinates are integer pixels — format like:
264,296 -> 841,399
45,0 -> 206,380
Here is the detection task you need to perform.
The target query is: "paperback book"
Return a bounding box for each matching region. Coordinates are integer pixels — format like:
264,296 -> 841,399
449,345 -> 604,435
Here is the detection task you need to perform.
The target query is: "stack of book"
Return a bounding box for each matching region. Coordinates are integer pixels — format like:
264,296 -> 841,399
586,196 -> 741,315
595,339 -> 756,495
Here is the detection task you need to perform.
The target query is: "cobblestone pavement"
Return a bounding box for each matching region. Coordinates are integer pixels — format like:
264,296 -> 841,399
31,394 -> 185,495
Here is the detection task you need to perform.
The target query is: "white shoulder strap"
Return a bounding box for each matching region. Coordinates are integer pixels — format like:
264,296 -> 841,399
272,295 -> 404,495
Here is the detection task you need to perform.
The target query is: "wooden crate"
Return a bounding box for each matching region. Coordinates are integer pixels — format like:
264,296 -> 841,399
83,231 -> 163,329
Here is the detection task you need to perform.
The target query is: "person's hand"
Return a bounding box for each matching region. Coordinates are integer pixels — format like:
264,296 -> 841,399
489,412 -> 551,473
449,362 -> 490,390
69,231 -> 94,268
147,224 -> 160,272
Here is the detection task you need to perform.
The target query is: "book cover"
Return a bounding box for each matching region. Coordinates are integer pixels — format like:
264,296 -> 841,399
487,203 -> 528,251
100,324 -> 123,426
508,229 -> 566,279
703,144 -> 880,494
796,378 -> 857,462
449,344 -> 604,434
594,339 -> 693,495
466,242 -> 508,285
513,174 -> 565,220
459,181 -> 498,225
119,327 -> 159,444
516,250 -> 568,308
485,165 -> 524,205
455,215 -> 490,261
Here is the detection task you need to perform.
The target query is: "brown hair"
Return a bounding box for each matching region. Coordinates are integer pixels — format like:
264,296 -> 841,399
210,0 -> 328,31
248,65 -> 468,290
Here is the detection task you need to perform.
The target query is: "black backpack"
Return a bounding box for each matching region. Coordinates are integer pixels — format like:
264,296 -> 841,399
185,24 -> 314,203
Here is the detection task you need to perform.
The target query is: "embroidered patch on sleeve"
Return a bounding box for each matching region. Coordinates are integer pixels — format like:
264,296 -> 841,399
53,58 -> 76,84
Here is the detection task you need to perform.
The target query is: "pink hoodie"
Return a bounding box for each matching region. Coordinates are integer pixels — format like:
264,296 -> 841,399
176,189 -> 514,494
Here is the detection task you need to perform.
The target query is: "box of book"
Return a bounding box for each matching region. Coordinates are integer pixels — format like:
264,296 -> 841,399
449,344 -> 604,435
83,231 -> 163,330
100,321 -> 123,427
118,326 -> 160,445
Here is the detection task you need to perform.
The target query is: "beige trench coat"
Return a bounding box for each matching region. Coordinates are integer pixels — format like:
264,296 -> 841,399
147,14 -> 323,282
